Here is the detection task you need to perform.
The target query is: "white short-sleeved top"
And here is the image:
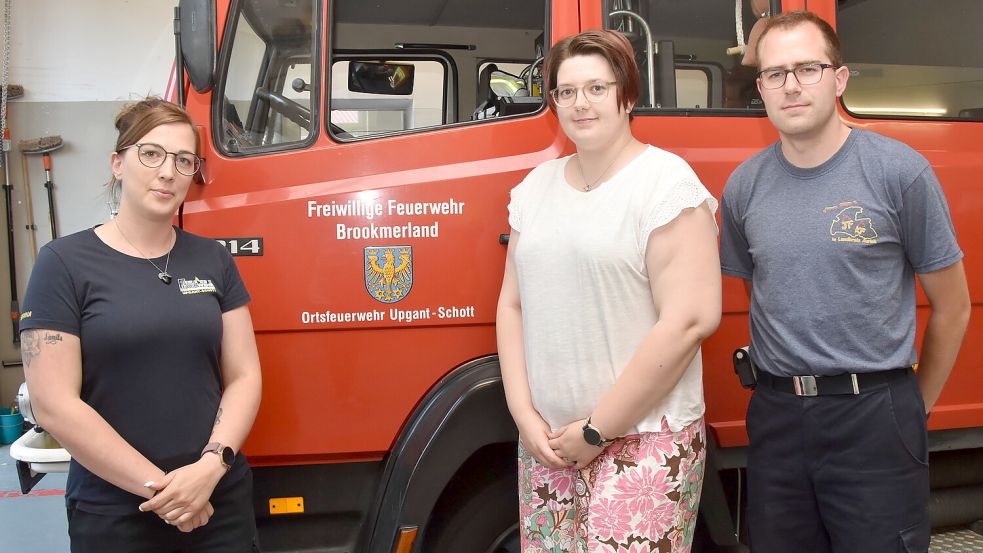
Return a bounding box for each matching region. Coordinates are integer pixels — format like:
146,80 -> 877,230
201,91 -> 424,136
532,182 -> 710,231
508,145 -> 717,434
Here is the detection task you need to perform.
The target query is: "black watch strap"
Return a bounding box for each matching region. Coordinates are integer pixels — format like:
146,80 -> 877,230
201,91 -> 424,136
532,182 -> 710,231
582,417 -> 615,447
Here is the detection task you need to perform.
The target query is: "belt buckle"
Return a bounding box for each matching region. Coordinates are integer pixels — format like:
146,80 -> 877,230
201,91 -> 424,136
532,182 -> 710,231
793,375 -> 818,396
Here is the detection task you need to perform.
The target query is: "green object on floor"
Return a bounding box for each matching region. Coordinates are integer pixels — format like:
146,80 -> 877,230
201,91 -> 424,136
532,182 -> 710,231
0,406 -> 24,444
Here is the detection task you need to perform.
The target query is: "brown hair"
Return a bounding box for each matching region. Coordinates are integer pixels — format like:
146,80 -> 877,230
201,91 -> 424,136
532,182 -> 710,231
755,11 -> 843,68
107,98 -> 198,212
543,29 -> 641,114
114,97 -> 199,154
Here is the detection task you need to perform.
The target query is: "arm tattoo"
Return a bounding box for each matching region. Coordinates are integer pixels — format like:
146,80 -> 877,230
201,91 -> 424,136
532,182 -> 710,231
214,407 -> 223,427
20,330 -> 65,369
20,330 -> 41,369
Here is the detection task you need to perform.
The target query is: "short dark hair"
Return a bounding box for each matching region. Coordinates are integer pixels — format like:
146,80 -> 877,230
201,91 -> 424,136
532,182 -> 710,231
544,29 -> 641,114
756,10 -> 843,68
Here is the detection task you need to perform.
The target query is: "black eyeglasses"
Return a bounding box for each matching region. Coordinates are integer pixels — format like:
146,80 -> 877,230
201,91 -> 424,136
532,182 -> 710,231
757,63 -> 837,90
118,143 -> 202,176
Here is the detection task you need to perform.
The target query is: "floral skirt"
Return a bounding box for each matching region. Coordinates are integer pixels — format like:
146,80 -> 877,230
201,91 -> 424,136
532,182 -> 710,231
518,417 -> 705,553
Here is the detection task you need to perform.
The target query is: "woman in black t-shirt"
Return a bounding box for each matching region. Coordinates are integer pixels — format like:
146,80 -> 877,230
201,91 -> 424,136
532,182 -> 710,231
20,97 -> 262,552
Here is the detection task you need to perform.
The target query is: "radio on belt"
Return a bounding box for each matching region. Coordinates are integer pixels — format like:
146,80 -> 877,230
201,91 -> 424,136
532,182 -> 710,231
733,346 -> 758,389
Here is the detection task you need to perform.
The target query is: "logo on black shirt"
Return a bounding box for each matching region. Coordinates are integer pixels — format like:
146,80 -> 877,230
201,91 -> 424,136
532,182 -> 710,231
178,277 -> 218,295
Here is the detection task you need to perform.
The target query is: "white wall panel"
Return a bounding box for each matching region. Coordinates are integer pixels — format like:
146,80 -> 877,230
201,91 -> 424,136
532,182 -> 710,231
0,1 -> 177,402
10,0 -> 174,102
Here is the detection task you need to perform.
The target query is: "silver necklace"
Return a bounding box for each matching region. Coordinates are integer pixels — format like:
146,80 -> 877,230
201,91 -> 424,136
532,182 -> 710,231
113,219 -> 173,285
577,140 -> 631,192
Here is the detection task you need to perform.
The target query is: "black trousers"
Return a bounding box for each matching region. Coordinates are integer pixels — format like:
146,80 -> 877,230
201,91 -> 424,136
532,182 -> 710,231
746,368 -> 930,553
67,470 -> 259,553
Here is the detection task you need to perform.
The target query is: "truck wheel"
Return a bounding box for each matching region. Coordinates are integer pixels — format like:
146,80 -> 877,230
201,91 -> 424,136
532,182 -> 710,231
488,524 -> 521,553
691,514 -> 749,553
422,443 -> 519,553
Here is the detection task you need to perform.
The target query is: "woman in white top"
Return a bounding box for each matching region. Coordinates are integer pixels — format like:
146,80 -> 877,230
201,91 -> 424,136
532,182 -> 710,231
496,30 -> 721,552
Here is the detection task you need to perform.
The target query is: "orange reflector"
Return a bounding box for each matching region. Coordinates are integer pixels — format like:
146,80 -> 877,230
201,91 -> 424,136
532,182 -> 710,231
268,496 -> 304,515
393,526 -> 418,553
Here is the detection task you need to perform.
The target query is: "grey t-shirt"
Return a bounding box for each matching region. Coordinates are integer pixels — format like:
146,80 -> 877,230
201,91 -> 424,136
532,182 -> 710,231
720,129 -> 962,376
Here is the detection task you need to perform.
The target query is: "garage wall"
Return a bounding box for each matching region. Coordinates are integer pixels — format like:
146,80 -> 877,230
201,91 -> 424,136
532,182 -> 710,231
0,1 -> 176,407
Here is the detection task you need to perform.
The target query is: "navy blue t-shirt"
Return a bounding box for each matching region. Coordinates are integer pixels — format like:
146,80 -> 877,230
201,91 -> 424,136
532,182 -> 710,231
20,226 -> 251,515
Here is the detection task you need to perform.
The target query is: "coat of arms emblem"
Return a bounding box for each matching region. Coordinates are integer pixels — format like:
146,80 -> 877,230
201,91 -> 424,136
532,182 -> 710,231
364,246 -> 413,303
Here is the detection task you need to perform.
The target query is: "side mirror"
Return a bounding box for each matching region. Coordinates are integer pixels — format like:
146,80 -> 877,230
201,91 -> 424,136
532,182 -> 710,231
348,62 -> 415,95
180,0 -> 216,93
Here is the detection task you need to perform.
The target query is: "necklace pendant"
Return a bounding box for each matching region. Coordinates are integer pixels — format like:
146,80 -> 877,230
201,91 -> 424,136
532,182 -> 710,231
158,272 -> 172,285
584,183 -> 592,192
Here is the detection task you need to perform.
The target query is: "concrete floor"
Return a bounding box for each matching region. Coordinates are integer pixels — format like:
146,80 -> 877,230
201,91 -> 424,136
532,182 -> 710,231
0,443 -> 70,552
2,441 -> 981,553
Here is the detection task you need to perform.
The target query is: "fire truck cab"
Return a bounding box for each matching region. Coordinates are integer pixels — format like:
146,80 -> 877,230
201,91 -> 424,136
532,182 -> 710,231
168,0 -> 983,551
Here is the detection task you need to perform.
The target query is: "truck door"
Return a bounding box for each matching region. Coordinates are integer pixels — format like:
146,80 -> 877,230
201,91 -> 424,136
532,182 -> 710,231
184,1 -> 563,551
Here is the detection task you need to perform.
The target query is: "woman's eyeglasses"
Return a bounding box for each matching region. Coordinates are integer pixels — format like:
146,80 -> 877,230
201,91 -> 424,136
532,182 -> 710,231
118,143 -> 202,176
550,81 -> 618,108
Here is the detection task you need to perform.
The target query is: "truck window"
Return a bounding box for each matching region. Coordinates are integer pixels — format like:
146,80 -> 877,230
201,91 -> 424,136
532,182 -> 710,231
477,60 -> 543,109
329,0 -> 547,140
215,0 -> 320,154
330,59 -> 448,137
602,0 -> 767,114
837,0 -> 983,121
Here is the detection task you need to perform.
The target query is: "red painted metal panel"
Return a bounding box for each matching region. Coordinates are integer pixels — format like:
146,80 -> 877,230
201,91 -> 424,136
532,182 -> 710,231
181,0 -> 982,463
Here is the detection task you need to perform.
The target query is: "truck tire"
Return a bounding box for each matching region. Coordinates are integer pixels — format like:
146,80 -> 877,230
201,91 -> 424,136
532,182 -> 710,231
422,443 -> 519,553
692,515 -> 749,553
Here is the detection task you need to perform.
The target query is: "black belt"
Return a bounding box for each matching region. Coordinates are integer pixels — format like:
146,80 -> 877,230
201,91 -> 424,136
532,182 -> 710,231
757,368 -> 910,397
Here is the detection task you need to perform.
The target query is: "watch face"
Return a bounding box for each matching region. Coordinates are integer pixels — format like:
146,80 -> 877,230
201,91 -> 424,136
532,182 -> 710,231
220,447 -> 235,467
583,427 -> 602,446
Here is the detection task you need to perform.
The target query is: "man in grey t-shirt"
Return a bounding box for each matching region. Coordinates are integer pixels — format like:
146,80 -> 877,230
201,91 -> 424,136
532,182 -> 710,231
719,11 -> 970,553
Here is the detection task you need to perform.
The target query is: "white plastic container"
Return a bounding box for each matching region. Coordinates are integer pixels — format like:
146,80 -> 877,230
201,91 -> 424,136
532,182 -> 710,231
10,427 -> 71,474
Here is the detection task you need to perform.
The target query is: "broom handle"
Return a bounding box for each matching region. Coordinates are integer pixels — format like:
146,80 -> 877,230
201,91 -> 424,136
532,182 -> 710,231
2,150 -> 16,343
19,153 -> 37,261
43,153 -> 56,239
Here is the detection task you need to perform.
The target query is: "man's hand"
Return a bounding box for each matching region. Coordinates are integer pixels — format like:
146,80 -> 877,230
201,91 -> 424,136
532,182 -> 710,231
916,261 -> 970,413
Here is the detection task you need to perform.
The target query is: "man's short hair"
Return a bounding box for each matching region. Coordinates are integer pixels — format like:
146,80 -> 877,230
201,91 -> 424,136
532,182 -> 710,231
756,11 -> 843,68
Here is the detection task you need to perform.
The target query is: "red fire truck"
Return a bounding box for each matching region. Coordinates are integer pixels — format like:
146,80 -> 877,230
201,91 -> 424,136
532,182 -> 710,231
19,0 -> 982,551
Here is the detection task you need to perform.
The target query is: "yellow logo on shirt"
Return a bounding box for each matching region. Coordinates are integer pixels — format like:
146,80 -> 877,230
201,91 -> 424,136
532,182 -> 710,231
824,201 -> 878,244
178,277 -> 218,295
19,311 -> 31,321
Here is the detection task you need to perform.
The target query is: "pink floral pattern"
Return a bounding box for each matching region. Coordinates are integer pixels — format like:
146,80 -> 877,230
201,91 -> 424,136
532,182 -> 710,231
612,464 -> 672,513
518,418 -> 705,553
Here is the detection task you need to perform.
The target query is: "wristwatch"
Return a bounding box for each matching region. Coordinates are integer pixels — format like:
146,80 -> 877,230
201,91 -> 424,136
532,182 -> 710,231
201,442 -> 234,471
582,417 -> 614,448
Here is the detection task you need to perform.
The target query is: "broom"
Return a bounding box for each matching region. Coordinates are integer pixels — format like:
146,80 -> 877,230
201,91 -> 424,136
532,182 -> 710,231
18,135 -> 63,252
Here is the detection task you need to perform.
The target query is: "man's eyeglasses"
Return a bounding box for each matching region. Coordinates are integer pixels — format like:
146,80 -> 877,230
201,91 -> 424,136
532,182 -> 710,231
757,63 -> 837,90
550,81 -> 618,108
118,143 -> 202,176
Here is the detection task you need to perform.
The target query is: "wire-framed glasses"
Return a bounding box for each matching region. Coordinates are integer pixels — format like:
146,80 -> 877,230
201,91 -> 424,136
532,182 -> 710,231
119,143 -> 202,176
757,63 -> 837,90
550,81 -> 618,108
